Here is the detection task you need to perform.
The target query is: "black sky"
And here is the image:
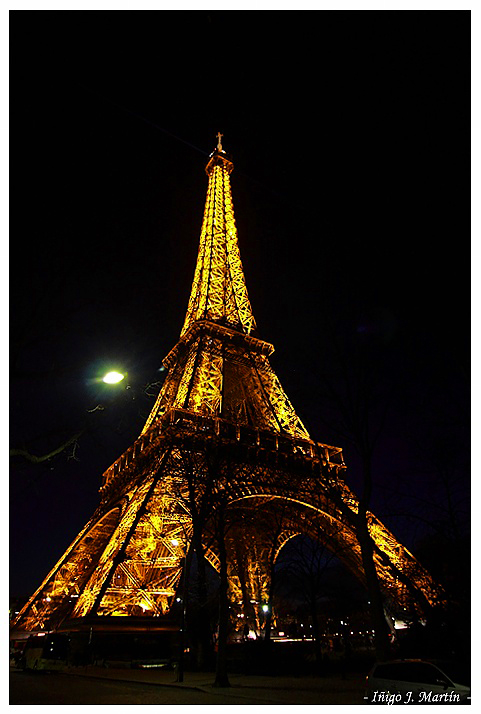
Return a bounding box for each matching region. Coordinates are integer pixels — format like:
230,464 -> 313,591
10,10 -> 470,598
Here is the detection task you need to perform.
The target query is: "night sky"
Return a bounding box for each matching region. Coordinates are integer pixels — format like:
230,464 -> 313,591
10,10 -> 470,599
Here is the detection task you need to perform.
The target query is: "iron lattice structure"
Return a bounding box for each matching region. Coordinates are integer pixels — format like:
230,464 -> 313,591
12,137 -> 442,636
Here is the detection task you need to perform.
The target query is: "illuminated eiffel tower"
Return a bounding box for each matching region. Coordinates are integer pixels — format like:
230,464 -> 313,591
12,134 -> 442,638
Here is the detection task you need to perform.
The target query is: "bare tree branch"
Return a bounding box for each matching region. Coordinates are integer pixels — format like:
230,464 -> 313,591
10,431 -> 84,464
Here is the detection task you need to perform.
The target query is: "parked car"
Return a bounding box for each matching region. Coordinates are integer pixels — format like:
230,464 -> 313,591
365,659 -> 470,704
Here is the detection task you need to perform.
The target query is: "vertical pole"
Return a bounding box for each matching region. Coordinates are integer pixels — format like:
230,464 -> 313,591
214,503 -> 230,688
177,554 -> 187,683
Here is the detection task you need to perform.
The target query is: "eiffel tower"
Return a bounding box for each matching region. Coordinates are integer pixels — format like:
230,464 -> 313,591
12,134 -> 442,639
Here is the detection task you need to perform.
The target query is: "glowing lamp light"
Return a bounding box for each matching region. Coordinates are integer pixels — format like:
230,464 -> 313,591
262,604 -> 269,613
102,371 -> 125,384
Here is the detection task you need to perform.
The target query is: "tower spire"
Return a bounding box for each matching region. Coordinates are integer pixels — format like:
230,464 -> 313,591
181,136 -> 256,337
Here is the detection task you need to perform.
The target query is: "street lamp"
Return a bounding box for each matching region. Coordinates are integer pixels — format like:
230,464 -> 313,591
171,537 -> 188,683
102,371 -> 125,384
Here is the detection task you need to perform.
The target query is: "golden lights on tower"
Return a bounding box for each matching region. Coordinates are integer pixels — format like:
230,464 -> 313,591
10,135 -> 443,639
181,149 -> 256,337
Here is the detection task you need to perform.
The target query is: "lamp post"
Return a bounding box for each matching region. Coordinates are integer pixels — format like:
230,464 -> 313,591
262,602 -> 270,641
178,580 -> 186,682
175,544 -> 188,683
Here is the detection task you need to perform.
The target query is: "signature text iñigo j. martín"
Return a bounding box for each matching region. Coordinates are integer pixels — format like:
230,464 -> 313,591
369,690 -> 461,704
